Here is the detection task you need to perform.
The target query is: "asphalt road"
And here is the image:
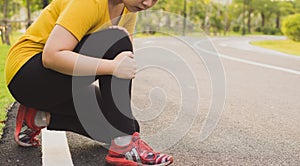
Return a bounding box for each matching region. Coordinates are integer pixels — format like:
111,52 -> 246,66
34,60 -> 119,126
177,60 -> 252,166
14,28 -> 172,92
1,35 -> 299,166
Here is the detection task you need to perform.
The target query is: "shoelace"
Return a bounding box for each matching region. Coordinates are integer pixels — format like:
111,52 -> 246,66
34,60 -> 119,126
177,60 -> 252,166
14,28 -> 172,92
29,130 -> 42,146
132,135 -> 160,162
19,121 -> 42,146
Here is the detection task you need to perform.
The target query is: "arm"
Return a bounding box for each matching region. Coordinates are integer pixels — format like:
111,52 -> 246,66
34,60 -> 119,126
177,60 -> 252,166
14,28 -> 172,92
42,25 -> 136,78
43,25 -> 113,76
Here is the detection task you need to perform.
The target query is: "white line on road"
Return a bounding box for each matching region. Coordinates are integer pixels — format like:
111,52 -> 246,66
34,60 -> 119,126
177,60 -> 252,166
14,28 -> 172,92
194,41 -> 300,76
220,54 -> 300,75
42,130 -> 73,166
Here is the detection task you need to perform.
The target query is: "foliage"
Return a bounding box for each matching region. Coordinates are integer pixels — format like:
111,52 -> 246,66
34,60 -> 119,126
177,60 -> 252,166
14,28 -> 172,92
0,0 -> 51,20
281,14 -> 300,41
0,0 -> 300,36
262,27 -> 281,35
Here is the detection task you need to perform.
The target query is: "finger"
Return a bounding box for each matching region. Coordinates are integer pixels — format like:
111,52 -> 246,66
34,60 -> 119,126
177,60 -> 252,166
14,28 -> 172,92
122,28 -> 130,36
127,53 -> 134,58
109,25 -> 118,29
122,51 -> 132,54
120,51 -> 132,57
117,26 -> 130,36
109,26 -> 126,31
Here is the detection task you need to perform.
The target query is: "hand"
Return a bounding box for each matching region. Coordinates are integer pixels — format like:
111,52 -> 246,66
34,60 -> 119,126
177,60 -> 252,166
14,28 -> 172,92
109,26 -> 134,42
109,26 -> 130,36
112,51 -> 137,79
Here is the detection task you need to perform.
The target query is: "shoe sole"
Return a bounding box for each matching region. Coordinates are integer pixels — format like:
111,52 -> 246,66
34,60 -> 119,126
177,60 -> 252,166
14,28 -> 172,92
106,155 -> 173,166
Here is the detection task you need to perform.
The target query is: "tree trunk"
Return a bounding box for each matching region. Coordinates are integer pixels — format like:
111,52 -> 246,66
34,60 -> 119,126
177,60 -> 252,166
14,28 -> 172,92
3,0 -> 11,45
183,0 -> 187,36
276,12 -> 280,29
224,0 -> 229,36
4,25 -> 11,45
26,0 -> 32,28
247,10 -> 252,33
204,3 -> 211,35
261,12 -> 265,27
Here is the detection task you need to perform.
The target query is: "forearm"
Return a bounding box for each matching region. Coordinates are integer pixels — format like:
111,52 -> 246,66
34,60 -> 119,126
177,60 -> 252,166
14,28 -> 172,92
42,50 -> 115,76
42,25 -> 135,78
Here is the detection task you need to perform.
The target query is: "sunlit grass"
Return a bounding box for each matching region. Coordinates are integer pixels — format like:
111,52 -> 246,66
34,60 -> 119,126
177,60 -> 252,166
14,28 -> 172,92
251,39 -> 300,56
0,31 -> 20,137
0,45 -> 15,137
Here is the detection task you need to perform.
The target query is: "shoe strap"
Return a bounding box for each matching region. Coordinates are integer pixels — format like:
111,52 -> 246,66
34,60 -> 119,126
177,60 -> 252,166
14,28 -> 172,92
14,104 -> 27,140
24,107 -> 45,130
131,135 -> 160,162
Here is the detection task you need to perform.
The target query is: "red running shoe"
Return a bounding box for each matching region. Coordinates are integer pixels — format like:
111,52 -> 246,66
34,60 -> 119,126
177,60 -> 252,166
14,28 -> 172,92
14,104 -> 45,147
106,132 -> 173,166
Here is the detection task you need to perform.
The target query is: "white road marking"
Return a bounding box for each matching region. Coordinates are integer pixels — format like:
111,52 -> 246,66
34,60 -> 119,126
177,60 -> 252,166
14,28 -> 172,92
194,41 -> 300,76
42,130 -> 73,166
220,54 -> 300,75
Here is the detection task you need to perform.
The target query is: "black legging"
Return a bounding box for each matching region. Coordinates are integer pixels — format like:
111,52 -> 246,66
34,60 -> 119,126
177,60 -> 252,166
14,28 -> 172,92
8,29 -> 140,144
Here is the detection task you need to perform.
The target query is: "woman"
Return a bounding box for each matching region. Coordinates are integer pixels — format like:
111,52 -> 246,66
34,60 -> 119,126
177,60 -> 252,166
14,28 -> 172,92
5,0 -> 173,165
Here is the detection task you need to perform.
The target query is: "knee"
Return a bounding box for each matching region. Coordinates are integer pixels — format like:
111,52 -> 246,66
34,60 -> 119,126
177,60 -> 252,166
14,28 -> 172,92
103,29 -> 133,60
109,28 -> 133,50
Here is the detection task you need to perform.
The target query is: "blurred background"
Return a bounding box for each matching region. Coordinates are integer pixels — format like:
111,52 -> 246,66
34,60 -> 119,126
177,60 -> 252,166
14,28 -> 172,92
1,0 -> 300,45
139,0 -> 300,37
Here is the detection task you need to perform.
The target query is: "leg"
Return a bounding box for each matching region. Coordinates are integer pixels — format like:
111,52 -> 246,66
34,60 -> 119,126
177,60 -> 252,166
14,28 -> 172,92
69,29 -> 140,141
98,31 -> 140,136
8,29 -> 139,143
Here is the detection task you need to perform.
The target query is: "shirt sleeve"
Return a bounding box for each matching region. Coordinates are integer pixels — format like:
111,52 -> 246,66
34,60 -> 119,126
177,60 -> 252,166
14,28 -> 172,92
56,0 -> 100,41
121,12 -> 137,35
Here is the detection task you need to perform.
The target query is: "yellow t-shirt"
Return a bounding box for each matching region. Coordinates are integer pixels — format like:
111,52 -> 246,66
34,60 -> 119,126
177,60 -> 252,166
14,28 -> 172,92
5,0 -> 137,85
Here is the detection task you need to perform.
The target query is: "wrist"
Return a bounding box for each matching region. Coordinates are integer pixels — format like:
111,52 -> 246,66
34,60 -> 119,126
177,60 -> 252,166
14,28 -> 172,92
97,59 -> 115,75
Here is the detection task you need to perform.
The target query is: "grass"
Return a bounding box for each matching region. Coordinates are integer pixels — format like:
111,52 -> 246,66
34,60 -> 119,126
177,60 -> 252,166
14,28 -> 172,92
251,39 -> 300,56
0,31 -> 21,137
0,45 -> 15,137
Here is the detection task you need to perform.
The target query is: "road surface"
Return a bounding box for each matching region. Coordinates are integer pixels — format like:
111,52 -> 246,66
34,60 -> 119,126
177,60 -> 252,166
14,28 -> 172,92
1,35 -> 299,166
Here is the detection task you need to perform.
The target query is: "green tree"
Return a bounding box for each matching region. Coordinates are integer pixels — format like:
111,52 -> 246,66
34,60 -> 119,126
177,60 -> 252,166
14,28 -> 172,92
272,1 -> 295,29
253,0 -> 273,28
233,0 -> 253,33
22,0 -> 51,27
0,0 -> 50,44
281,14 -> 300,41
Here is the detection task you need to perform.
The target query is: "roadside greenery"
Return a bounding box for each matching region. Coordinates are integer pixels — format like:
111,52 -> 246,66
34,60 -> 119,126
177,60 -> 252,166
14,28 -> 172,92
1,0 -> 300,43
0,31 -> 20,137
251,39 -> 300,56
0,45 -> 14,137
140,0 -> 300,36
281,14 -> 300,42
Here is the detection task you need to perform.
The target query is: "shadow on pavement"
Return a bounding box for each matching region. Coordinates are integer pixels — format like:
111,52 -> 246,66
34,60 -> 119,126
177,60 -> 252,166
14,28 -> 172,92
66,132 -> 108,166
